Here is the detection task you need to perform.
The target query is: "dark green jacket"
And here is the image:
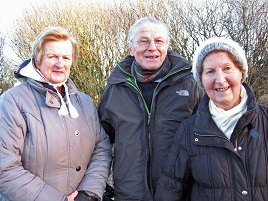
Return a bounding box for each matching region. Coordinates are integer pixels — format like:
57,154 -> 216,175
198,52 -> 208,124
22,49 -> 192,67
98,50 -> 204,201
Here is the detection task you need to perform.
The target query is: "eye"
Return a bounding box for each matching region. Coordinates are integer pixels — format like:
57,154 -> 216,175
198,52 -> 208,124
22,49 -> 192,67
48,54 -> 57,59
138,38 -> 149,46
63,56 -> 72,61
204,69 -> 214,76
154,39 -> 165,45
223,66 -> 232,72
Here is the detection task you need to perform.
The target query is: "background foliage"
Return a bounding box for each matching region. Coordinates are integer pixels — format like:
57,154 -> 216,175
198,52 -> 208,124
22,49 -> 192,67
0,0 -> 267,105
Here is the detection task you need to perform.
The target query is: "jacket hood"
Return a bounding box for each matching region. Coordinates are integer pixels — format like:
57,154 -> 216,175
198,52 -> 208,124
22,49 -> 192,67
14,58 -> 79,118
14,58 -> 46,83
108,50 -> 191,84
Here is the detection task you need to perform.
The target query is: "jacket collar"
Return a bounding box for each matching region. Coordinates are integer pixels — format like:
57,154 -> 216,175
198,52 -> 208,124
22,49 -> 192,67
27,77 -> 79,96
107,50 -> 191,84
193,83 -> 258,138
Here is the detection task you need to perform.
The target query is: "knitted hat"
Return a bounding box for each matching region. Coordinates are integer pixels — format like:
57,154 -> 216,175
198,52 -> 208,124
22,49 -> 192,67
192,37 -> 248,88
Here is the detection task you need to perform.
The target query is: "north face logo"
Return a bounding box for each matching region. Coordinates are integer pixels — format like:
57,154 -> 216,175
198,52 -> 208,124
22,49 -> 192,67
176,90 -> 189,96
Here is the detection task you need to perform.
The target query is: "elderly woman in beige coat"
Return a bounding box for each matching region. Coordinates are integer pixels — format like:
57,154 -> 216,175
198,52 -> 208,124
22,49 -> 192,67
0,26 -> 111,201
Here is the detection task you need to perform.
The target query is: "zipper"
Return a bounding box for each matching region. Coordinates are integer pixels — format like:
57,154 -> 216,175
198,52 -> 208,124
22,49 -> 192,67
119,64 -> 191,195
194,122 -> 248,152
126,77 -> 151,124
119,64 -> 191,126
233,116 -> 254,151
195,133 -> 229,141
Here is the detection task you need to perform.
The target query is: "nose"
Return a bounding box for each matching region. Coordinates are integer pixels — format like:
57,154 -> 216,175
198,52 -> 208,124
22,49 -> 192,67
55,57 -> 64,67
147,40 -> 157,50
215,70 -> 226,84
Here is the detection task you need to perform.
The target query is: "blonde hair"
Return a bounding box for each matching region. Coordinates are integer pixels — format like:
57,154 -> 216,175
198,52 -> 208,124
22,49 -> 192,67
32,26 -> 78,66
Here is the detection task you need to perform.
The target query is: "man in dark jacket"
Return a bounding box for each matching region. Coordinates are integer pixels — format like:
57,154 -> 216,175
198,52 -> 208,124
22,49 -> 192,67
98,17 -> 204,201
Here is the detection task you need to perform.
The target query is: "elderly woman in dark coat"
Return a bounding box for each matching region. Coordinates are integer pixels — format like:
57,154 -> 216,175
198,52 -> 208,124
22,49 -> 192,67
154,37 -> 268,201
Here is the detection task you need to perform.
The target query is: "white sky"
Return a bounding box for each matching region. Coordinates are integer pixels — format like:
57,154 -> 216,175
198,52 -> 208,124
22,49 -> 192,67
0,0 -> 114,59
0,0 -> 119,34
0,0 -> 40,33
0,0 -> 42,60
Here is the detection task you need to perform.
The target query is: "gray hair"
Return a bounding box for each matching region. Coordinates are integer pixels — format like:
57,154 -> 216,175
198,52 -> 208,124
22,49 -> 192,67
127,17 -> 170,48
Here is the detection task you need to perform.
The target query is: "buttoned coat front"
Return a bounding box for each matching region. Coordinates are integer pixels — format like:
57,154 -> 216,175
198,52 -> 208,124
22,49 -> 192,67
155,83 -> 268,201
0,78 -> 111,201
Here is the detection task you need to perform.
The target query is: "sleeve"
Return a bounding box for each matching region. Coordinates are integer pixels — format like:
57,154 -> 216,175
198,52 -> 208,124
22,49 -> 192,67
0,92 -> 67,201
77,105 -> 112,200
97,85 -> 115,144
154,123 -> 193,201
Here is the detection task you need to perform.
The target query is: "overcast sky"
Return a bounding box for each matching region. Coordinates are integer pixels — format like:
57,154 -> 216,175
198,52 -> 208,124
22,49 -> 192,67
0,0 -> 112,34
0,0 -> 40,33
0,0 -> 41,60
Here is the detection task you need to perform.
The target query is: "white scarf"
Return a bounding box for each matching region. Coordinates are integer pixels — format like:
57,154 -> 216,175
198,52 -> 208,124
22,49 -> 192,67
209,85 -> 248,139
18,58 -> 79,118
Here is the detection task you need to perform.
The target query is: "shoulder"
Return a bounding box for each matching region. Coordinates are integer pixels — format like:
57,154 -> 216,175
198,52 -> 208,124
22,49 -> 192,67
258,104 -> 268,117
1,82 -> 31,103
172,74 -> 205,97
167,50 -> 190,67
174,115 -> 197,142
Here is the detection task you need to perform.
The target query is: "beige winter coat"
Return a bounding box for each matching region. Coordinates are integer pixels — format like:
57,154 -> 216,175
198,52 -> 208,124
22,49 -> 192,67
0,77 -> 111,201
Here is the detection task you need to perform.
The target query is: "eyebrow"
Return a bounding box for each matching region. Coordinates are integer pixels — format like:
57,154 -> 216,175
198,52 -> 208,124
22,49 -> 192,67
138,35 -> 166,38
46,53 -> 71,57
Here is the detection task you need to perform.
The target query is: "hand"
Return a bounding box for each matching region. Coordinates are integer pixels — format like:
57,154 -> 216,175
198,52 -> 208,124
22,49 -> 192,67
67,190 -> 78,201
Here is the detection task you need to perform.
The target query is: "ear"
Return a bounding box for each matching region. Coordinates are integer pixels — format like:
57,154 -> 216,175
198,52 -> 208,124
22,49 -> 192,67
33,57 -> 40,69
128,44 -> 134,56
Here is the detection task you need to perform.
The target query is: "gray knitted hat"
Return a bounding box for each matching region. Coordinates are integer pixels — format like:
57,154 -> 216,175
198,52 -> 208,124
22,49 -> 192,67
192,37 -> 248,88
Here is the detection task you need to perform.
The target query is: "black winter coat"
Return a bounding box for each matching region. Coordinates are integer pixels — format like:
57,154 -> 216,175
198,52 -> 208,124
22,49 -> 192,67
155,83 -> 268,201
98,50 -> 204,201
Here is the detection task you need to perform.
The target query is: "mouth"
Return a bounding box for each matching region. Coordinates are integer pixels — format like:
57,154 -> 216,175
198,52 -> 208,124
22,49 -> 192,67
53,71 -> 64,74
145,56 -> 159,59
215,86 -> 230,92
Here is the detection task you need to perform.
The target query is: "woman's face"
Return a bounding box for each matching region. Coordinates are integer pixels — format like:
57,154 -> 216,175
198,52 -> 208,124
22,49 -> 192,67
36,40 -> 73,85
129,22 -> 168,70
201,51 -> 243,110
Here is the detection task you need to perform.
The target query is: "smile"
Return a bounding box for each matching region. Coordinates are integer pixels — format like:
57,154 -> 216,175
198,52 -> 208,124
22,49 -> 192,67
215,86 -> 230,92
146,56 -> 159,59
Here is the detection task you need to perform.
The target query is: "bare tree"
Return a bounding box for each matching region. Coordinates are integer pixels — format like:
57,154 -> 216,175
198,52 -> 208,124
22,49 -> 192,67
5,0 -> 268,104
0,34 -> 16,95
222,0 -> 268,98
177,0 -> 268,102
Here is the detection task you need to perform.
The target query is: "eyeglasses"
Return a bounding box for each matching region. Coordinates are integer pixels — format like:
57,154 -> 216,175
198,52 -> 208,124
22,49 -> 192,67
134,38 -> 167,47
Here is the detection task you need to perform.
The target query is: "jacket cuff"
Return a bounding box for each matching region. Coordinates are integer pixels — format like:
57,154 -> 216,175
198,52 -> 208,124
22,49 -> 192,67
75,191 -> 97,201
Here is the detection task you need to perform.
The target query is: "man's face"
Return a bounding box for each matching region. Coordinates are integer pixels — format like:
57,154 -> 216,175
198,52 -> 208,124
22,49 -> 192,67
129,23 -> 168,70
